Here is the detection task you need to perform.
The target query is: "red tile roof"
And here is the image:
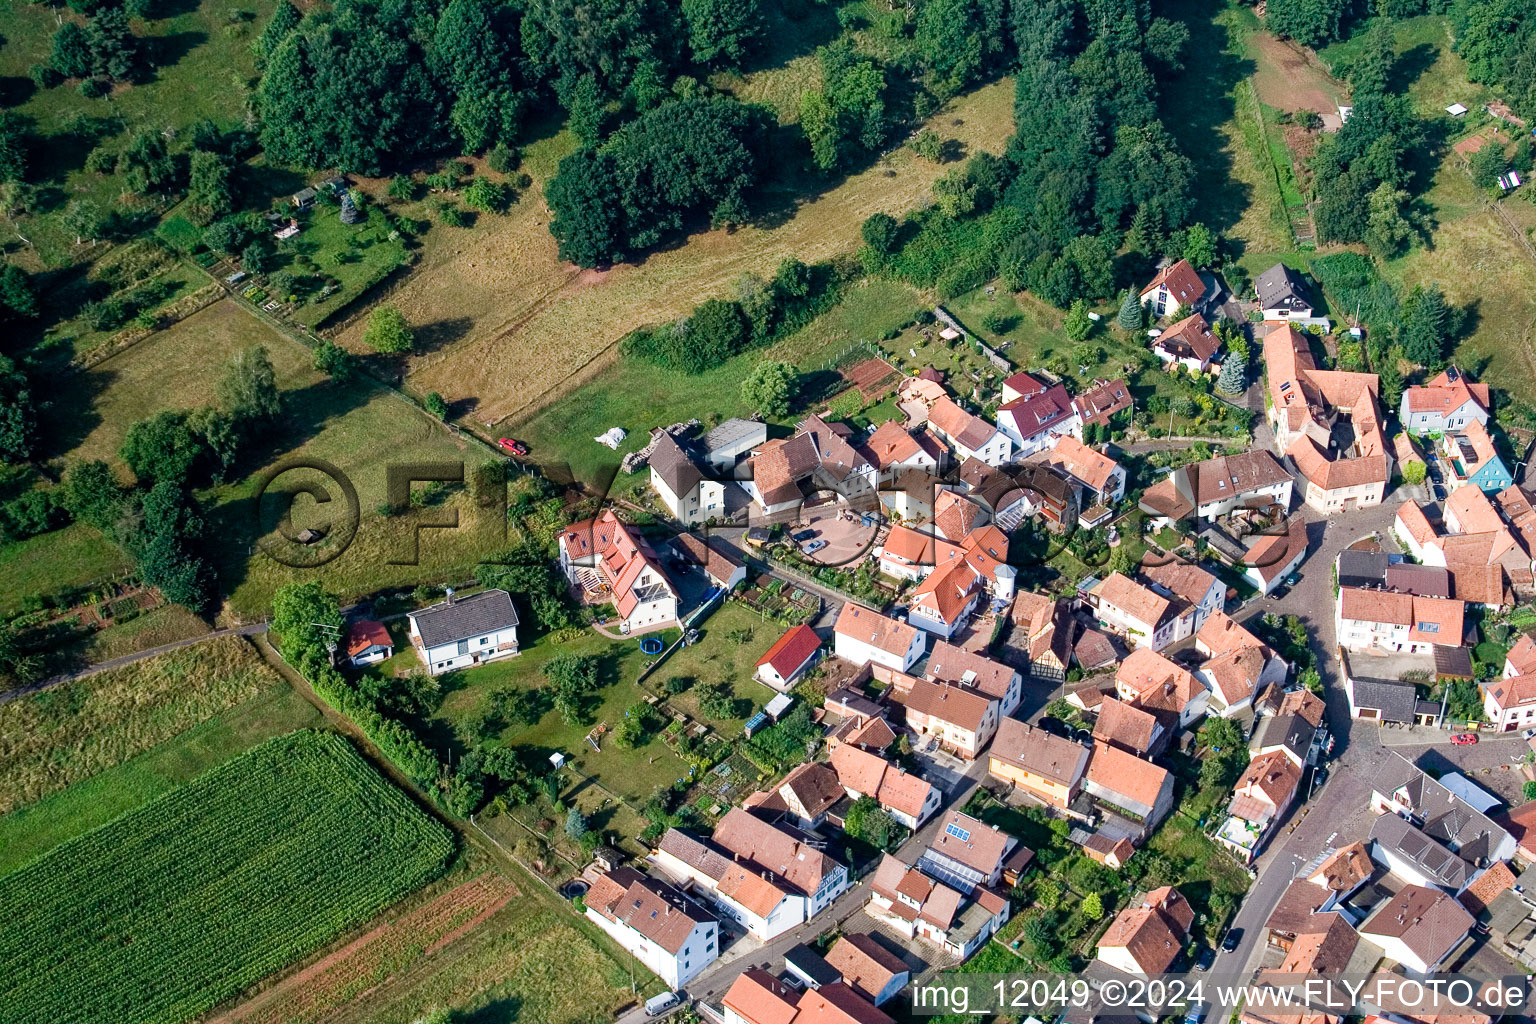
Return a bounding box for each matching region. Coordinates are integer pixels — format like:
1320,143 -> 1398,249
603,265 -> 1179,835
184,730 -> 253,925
756,624 -> 822,679
1140,259 -> 1206,307
345,619 -> 391,657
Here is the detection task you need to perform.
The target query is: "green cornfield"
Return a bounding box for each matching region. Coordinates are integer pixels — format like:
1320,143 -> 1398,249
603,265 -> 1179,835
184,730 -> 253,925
0,729 -> 455,1024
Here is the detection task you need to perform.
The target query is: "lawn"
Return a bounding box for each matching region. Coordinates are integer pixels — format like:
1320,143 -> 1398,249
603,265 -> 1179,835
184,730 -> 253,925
76,602 -> 212,662
653,601 -> 785,736
46,298 -> 320,470
370,78 -> 1017,426
276,201 -> 413,329
35,293 -> 506,619
427,626 -> 689,803
0,0 -> 278,269
515,276 -> 924,486
0,680 -> 320,876
0,730 -> 454,1024
0,635 -> 282,814
0,520 -> 134,615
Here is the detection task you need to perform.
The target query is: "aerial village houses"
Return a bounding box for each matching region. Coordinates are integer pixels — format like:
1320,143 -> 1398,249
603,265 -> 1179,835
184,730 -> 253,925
864,853 -> 1011,960
987,717 -> 1091,809
1096,886 -> 1194,976
407,589 -> 520,676
833,604 -> 926,674
1254,262 -> 1315,320
1084,741 -> 1176,832
671,532 -> 748,593
1358,884 -> 1476,975
901,677 -> 1000,760
1151,312 -> 1222,373
652,808 -> 849,942
558,510 -> 680,633
1393,490 -> 1533,604
582,867 -> 718,989
1092,697 -> 1166,758
920,810 -> 1019,890
926,641 -> 1023,717
1138,450 -> 1294,529
1081,571 -> 1190,651
722,970 -> 894,1024
1139,258 -> 1206,319
1440,420 -> 1514,494
1032,435 -> 1127,505
648,432 -> 726,526
1335,587 -> 1465,655
1240,517 -> 1310,596
828,743 -> 942,828
926,396 -> 1014,467
1141,559 -> 1224,637
823,935 -> 909,1008
1263,842 -> 1374,951
994,377 -> 1081,456
1072,377 -> 1134,430
344,619 -> 392,667
754,762 -> 846,830
1116,646 -> 1209,729
1216,750 -> 1303,864
1195,612 -> 1287,718
1265,325 -> 1390,513
1400,366 -> 1490,436
754,623 -> 822,692
743,414 -> 878,517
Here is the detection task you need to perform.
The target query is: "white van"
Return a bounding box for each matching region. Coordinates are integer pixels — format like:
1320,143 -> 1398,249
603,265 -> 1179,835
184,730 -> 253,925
645,992 -> 681,1018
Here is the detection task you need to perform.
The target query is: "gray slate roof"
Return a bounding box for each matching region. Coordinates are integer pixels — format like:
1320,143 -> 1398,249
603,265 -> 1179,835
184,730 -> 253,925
1256,263 -> 1312,312
1337,550 -> 1389,589
1369,811 -> 1473,889
1349,677 -> 1421,724
410,589 -> 519,648
649,432 -> 704,497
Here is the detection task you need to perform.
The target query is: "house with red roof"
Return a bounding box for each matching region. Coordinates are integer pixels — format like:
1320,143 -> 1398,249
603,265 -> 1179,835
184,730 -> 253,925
829,743 -> 942,828
1216,750 -> 1303,863
1335,587 -> 1465,655
864,853 -> 1011,959
583,867 -> 718,989
995,383 -> 1081,457
1152,312 -> 1222,373
345,619 -> 393,667
557,510 -> 679,632
1139,259 -> 1207,319
755,624 -> 823,692
1401,366 -> 1490,437
1097,886 -> 1194,975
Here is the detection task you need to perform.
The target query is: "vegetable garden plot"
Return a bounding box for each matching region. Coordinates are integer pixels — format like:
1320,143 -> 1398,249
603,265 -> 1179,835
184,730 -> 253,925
0,730 -> 454,1024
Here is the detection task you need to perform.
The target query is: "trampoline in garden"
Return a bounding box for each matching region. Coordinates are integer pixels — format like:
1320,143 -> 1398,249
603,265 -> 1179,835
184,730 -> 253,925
640,636 -> 664,655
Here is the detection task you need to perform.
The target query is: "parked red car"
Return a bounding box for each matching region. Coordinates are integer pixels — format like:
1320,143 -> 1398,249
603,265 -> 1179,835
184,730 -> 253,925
497,438 -> 528,456
1451,733 -> 1479,745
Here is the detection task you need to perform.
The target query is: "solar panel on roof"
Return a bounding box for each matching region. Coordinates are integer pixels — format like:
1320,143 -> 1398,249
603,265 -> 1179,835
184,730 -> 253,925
945,822 -> 972,842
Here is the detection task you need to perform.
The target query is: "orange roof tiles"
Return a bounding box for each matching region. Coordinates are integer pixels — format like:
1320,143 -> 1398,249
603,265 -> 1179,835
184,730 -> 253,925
1095,572 -> 1172,629
903,677 -> 992,733
1038,435 -> 1121,493
1086,741 -> 1171,813
1140,259 -> 1206,307
835,604 -> 921,658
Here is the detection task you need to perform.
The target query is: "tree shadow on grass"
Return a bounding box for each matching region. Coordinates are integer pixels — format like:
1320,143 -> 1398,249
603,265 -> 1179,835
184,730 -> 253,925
1387,43 -> 1438,96
415,316 -> 475,355
1155,0 -> 1259,236
461,995 -> 525,1023
144,31 -> 208,76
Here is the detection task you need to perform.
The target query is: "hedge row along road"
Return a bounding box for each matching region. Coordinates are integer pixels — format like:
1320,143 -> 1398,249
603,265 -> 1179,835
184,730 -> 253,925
0,729 -> 454,1024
